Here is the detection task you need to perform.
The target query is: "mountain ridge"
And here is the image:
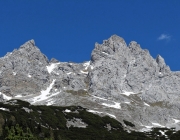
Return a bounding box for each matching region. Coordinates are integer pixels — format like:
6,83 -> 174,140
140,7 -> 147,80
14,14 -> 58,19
0,35 -> 180,132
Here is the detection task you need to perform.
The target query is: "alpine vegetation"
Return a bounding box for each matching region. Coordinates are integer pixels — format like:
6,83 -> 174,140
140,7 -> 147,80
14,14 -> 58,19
0,35 -> 180,139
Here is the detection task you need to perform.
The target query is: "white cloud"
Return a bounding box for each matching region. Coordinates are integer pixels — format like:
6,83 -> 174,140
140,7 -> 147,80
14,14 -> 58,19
158,34 -> 171,41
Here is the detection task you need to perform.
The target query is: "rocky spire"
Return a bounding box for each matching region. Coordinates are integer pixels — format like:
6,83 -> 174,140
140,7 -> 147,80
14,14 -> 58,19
156,55 -> 170,73
156,55 -> 166,68
18,39 -> 49,64
0,39 -> 50,97
20,39 -> 36,49
91,35 -> 128,63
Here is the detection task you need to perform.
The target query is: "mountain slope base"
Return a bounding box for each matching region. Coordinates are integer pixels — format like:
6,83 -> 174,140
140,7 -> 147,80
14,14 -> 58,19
0,99 -> 180,140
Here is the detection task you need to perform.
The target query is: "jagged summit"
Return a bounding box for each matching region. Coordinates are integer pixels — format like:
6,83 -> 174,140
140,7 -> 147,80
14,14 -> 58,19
50,58 -> 59,63
156,55 -> 166,67
0,35 -> 180,132
19,39 -> 36,50
20,39 -> 35,46
107,34 -> 127,45
156,55 -> 170,73
18,39 -> 49,63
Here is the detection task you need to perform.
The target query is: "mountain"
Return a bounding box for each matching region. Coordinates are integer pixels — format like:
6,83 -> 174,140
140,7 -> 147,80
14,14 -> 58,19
0,35 -> 180,133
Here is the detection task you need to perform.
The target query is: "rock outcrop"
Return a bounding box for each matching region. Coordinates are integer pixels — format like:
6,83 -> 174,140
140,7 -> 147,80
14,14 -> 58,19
0,40 -> 50,96
89,35 -> 180,103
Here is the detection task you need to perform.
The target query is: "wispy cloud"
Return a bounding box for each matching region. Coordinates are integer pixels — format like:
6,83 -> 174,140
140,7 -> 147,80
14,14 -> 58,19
157,34 -> 171,41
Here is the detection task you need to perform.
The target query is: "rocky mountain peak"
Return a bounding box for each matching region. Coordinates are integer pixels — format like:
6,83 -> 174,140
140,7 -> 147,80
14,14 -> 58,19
107,34 -> 127,52
50,58 -> 59,63
128,41 -> 141,49
108,34 -> 126,44
1,35 -> 180,132
91,35 -> 128,63
0,39 -> 50,97
19,39 -> 36,50
17,39 -> 49,64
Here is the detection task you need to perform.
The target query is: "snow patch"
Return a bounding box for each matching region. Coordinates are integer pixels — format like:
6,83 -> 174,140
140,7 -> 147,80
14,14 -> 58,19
32,80 -> 59,103
140,125 -> 153,132
91,95 -> 107,101
67,72 -> 72,75
15,95 -> 22,98
102,102 -> 121,109
13,72 -> 16,75
159,130 -> 168,138
28,74 -> 32,78
64,109 -> 71,113
91,95 -> 121,109
102,52 -> 109,55
90,65 -> 94,69
47,100 -> 54,106
121,91 -> 138,96
46,63 -> 60,73
92,95 -> 121,109
80,70 -> 88,74
87,110 -> 116,118
88,110 -> 103,114
83,61 -> 90,66
151,122 -> 165,127
172,118 -> 180,124
124,102 -> 130,104
106,113 -> 116,118
0,107 -> 7,111
82,61 -> 94,70
159,130 -> 165,135
0,92 -> 12,100
144,102 -> 150,106
83,61 -> 90,70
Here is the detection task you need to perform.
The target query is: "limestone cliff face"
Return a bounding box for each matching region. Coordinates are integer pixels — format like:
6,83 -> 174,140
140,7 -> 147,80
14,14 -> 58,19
89,35 -> 180,103
1,35 -> 180,131
0,39 -> 89,101
0,40 -> 50,96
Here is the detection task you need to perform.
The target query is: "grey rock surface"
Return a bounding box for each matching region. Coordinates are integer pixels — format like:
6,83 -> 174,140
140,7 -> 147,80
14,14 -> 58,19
66,118 -> 88,128
1,35 -> 180,131
0,40 -> 50,96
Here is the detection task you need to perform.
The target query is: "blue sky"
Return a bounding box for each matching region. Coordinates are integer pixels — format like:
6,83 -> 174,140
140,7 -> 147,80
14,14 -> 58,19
0,0 -> 180,70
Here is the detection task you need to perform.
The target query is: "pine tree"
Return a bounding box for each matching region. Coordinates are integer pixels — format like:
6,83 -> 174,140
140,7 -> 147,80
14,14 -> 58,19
5,124 -> 38,140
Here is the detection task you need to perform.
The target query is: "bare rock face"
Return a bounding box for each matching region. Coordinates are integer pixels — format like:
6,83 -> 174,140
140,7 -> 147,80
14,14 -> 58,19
89,35 -> 157,99
0,40 -> 89,100
87,35 -> 180,130
0,40 -> 50,96
1,35 -> 180,131
89,35 -> 180,103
